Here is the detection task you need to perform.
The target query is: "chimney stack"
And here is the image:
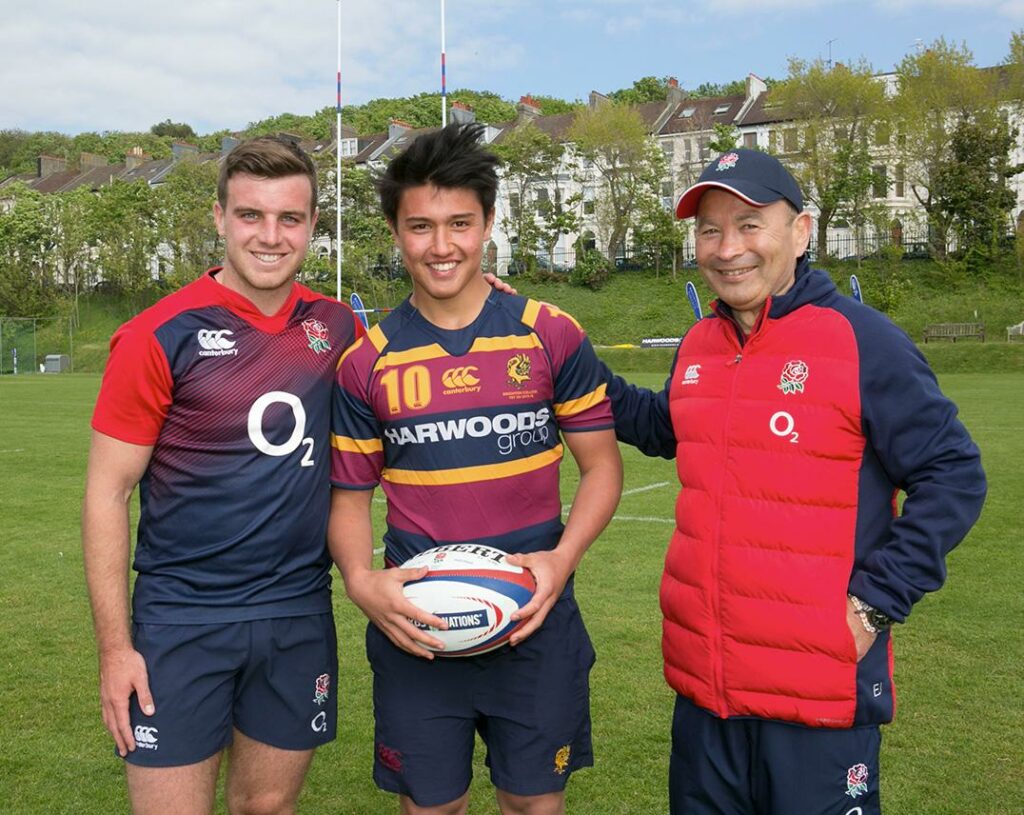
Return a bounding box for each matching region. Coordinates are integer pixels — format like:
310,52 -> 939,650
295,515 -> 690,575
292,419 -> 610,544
125,146 -> 152,171
451,101 -> 476,125
171,142 -> 199,162
80,152 -> 108,171
517,95 -> 541,120
388,119 -> 412,140
667,77 -> 686,105
37,155 -> 67,179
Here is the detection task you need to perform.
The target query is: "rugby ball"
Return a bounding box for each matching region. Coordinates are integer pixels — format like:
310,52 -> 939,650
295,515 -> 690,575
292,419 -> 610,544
401,544 -> 537,657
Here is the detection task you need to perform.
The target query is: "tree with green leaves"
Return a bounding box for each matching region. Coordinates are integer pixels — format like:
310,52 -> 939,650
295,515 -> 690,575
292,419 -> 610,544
568,103 -> 665,261
92,179 -> 161,303
631,196 -> 687,278
1004,29 -> 1024,104
933,114 -> 1021,260
692,79 -> 749,98
327,160 -> 395,285
0,130 -> 74,178
609,76 -> 670,105
42,186 -> 104,324
0,184 -> 60,316
491,121 -> 564,273
154,159 -> 221,286
150,120 -> 197,139
894,38 -> 1002,258
708,123 -> 740,154
537,191 -> 582,273
771,58 -> 888,258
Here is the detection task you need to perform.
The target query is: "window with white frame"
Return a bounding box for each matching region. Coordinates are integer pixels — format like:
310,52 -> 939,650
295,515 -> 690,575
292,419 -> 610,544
535,188 -> 549,216
872,166 -> 888,199
582,188 -> 595,215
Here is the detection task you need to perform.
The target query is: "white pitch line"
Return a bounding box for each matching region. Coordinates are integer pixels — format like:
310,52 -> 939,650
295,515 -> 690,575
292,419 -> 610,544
0,449 -> 25,454
611,515 -> 675,525
562,480 -> 673,521
622,481 -> 671,496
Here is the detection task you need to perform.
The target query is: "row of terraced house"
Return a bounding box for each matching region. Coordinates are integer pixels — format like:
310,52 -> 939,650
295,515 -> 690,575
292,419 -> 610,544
5,69 -> 1024,280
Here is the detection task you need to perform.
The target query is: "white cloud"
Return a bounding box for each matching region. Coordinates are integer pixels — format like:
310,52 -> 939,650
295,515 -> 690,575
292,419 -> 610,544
0,0 -> 494,134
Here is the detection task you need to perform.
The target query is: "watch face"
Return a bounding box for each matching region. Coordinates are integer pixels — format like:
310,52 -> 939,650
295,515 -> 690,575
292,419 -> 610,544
868,609 -> 894,629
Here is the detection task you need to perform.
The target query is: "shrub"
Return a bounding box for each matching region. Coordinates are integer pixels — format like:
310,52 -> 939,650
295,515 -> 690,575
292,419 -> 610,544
569,249 -> 612,290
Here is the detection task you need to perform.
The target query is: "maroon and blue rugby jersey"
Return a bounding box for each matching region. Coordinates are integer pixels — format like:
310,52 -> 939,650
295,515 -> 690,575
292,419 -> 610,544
330,291 -> 613,567
92,269 -> 364,624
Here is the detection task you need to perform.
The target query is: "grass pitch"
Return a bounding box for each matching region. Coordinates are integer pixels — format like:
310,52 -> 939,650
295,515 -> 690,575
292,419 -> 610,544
0,372 -> 1018,814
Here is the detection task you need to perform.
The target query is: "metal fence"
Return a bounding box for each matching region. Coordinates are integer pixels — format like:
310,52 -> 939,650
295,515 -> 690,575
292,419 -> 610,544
0,317 -> 73,375
491,227 -> 983,277
808,229 -> 934,260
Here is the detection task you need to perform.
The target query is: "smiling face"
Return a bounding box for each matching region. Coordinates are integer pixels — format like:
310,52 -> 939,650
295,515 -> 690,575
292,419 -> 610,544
694,189 -> 811,334
390,183 -> 494,326
213,172 -> 318,315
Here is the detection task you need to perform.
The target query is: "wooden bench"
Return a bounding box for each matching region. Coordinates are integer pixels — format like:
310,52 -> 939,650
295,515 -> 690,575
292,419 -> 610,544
922,322 -> 985,343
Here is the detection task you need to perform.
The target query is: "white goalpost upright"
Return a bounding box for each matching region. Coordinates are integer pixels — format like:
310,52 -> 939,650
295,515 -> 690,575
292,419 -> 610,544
440,0 -> 447,127
336,0 -> 343,302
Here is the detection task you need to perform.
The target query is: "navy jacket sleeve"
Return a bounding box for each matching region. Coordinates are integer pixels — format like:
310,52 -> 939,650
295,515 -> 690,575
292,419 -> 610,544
844,308 -> 986,622
599,359 -> 677,460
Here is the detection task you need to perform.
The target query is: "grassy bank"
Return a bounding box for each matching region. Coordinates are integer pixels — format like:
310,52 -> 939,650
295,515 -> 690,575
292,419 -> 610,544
18,256 -> 1024,374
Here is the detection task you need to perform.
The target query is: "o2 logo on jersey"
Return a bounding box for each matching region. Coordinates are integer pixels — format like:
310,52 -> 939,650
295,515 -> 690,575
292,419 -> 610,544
247,391 -> 315,467
769,411 -> 799,444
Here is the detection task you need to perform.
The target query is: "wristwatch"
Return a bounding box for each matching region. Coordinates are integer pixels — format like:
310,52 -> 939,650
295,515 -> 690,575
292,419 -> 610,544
848,595 -> 896,634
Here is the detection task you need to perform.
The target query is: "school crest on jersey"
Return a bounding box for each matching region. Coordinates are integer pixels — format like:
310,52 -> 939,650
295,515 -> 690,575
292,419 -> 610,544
302,319 -> 332,354
506,353 -> 532,388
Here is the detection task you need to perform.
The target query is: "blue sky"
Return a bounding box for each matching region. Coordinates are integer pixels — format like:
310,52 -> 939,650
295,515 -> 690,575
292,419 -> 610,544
2,0 -> 1021,135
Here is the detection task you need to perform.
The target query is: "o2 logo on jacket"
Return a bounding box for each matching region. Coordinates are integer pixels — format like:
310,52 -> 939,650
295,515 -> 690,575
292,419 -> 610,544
770,411 -> 799,444
247,391 -> 315,466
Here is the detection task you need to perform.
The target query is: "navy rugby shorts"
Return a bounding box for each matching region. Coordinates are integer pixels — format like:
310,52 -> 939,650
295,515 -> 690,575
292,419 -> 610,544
670,694 -> 882,815
367,593 -> 595,807
123,614 -> 337,767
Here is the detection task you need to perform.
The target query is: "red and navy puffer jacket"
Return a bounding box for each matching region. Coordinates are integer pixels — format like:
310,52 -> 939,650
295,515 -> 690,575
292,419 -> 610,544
606,260 -> 985,728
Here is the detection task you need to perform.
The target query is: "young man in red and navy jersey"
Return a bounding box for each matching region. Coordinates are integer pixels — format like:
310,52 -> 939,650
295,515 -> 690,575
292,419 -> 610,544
82,136 -> 363,814
328,123 -> 622,815
605,149 -> 986,814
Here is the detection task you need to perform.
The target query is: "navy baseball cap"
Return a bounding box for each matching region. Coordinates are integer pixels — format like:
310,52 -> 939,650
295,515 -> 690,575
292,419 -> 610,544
675,148 -> 803,219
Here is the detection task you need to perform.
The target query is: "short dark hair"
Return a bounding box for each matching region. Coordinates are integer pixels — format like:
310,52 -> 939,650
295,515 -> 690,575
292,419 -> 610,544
378,123 -> 499,226
218,136 -> 318,214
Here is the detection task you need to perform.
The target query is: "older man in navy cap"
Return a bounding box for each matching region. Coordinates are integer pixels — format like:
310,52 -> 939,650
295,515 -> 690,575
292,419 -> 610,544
605,148 -> 985,814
